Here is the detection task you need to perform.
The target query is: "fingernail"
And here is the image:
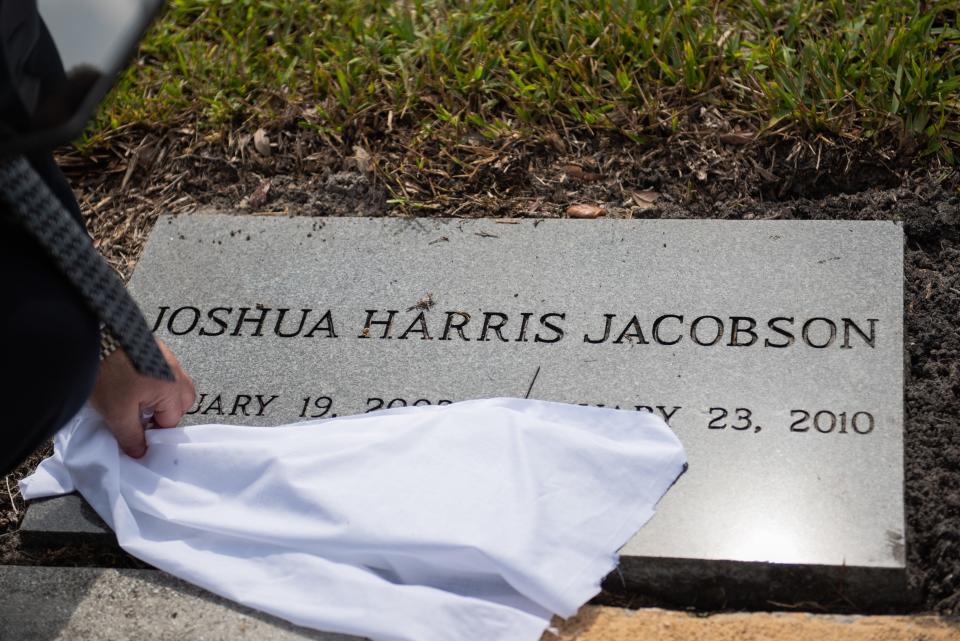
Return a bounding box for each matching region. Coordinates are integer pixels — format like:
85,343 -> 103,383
128,446 -> 147,459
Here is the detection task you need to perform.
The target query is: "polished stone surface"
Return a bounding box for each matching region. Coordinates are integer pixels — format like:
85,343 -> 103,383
25,214 -> 906,605
19,494 -> 112,547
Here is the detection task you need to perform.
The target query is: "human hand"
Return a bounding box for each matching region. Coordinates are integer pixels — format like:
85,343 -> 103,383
89,339 -> 196,458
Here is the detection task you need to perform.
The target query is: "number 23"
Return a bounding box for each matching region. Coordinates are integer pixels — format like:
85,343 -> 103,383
708,407 -> 753,430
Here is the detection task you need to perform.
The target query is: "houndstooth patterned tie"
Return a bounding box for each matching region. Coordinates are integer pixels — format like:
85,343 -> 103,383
0,155 -> 173,381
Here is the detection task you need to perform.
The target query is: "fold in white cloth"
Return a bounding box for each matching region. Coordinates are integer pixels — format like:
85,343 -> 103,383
21,398 -> 686,641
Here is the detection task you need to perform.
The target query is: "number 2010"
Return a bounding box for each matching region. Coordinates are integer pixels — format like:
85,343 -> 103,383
790,410 -> 874,434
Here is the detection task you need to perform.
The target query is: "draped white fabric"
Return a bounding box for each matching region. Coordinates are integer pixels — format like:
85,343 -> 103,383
21,398 -> 686,641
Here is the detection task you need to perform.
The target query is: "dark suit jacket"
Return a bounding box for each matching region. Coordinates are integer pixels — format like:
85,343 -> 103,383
0,3 -> 98,477
0,0 -> 66,137
0,1 -> 78,220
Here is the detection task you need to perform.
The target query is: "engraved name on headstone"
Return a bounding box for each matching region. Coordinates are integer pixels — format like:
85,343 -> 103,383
28,214 -> 908,608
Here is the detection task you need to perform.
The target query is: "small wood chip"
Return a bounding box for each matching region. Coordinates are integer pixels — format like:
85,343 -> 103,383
718,131 -> 754,146
542,132 -> 566,153
352,145 -> 372,173
632,190 -> 660,210
253,128 -> 271,156
248,178 -> 272,209
235,133 -> 252,152
566,204 -> 606,219
119,151 -> 139,192
562,165 -> 601,182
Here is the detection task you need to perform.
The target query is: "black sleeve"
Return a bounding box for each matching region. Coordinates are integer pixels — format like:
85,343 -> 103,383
0,0 -> 81,223
0,5 -> 99,477
0,212 -> 101,476
0,0 -> 67,137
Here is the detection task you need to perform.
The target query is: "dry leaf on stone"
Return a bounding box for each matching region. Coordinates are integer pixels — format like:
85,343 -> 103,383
253,128 -> 271,156
632,190 -> 660,210
406,292 -> 435,312
566,204 -> 605,219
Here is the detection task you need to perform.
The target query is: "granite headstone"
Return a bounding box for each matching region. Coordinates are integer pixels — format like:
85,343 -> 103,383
24,214 -> 908,608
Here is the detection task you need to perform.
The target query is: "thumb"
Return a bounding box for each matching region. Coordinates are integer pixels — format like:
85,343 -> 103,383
105,406 -> 148,459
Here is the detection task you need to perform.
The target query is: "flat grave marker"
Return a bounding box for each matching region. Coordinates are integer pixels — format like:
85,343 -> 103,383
24,214 -> 907,608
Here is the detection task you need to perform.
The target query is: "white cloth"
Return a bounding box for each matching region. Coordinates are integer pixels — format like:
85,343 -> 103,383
21,398 -> 686,641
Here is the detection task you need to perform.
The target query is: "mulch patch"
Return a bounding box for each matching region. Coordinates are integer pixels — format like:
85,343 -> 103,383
2,125 -> 957,614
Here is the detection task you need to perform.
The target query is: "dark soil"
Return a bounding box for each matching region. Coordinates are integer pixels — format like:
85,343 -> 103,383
1,125 -> 958,614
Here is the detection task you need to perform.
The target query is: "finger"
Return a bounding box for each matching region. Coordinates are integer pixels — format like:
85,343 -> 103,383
159,340 -> 195,417
153,394 -> 185,429
106,407 -> 148,459
179,372 -> 196,413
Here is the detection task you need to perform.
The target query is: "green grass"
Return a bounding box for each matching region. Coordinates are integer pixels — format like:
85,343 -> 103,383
92,0 -> 960,161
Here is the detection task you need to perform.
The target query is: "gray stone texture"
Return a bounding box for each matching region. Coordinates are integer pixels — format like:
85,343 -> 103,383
23,215 -> 907,606
18,494 -> 111,547
0,565 -> 361,640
